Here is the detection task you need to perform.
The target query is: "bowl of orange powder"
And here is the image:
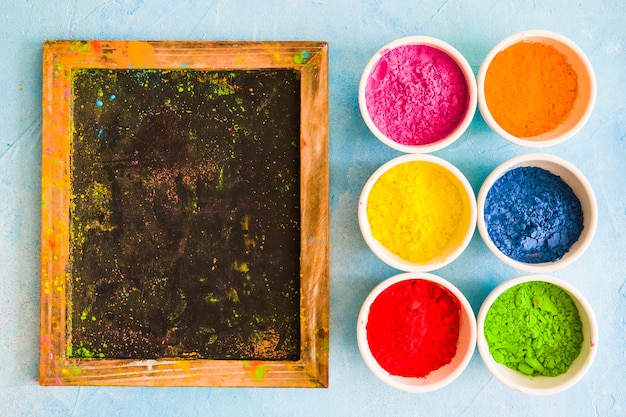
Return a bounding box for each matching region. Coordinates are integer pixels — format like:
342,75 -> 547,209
358,154 -> 476,272
357,272 -> 476,392
477,30 -> 596,147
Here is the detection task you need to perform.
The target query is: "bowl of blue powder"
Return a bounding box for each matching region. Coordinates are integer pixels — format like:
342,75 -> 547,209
477,153 -> 597,272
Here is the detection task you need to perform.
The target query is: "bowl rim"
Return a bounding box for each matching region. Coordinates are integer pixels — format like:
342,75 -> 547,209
359,153 -> 477,272
476,274 -> 598,395
357,272 -> 477,393
358,35 -> 477,153
476,153 -> 597,272
476,29 -> 597,147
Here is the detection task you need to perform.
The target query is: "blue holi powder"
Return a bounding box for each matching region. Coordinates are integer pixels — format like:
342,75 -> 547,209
484,166 -> 584,264
95,99 -> 104,107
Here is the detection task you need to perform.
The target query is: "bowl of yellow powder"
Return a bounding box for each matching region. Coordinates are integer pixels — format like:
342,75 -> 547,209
477,30 -> 596,147
358,154 -> 476,272
476,275 -> 598,395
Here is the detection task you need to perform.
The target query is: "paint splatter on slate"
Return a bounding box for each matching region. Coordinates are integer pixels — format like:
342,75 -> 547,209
69,68 -> 301,360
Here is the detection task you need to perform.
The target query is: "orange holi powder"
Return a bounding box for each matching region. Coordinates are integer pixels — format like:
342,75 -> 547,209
484,41 -> 577,138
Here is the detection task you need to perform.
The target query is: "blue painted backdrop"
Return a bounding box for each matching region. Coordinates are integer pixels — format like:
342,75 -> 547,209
1,1 -> 624,416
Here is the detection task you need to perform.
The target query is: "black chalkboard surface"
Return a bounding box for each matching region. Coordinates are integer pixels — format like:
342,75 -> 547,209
70,68 -> 301,360
41,40 -> 329,387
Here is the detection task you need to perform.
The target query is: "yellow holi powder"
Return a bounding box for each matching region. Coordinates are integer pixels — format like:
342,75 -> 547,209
367,161 -> 467,264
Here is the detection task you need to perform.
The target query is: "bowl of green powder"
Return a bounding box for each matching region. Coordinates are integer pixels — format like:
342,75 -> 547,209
477,30 -> 596,147
477,275 -> 598,395
477,153 -> 597,272
359,154 -> 477,272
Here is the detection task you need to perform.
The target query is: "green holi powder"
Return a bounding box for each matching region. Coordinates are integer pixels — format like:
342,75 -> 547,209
253,364 -> 267,379
484,281 -> 583,377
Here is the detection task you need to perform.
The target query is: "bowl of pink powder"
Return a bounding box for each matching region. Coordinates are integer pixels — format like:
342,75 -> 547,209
359,36 -> 477,153
357,272 -> 477,392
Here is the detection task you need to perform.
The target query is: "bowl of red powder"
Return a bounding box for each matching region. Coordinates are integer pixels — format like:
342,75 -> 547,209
359,154 -> 477,272
477,30 -> 596,147
359,36 -> 477,153
476,153 -> 597,272
477,275 -> 598,395
357,273 -> 476,392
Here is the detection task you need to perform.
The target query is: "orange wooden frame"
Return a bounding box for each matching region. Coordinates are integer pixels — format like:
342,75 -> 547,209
40,40 -> 329,387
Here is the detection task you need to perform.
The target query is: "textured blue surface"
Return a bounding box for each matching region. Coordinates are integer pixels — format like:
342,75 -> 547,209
484,166 -> 584,264
1,1 -> 625,416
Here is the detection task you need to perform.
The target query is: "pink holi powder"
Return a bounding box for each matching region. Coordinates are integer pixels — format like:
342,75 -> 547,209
365,44 -> 469,146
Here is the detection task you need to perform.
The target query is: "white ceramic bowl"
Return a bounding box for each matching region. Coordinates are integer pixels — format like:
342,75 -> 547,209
359,154 -> 477,272
477,30 -> 596,147
359,36 -> 477,153
476,275 -> 598,395
477,153 -> 597,273
357,273 -> 476,393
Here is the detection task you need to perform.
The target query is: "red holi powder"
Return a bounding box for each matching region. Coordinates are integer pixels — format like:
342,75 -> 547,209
91,40 -> 103,55
365,44 -> 469,146
366,279 -> 461,378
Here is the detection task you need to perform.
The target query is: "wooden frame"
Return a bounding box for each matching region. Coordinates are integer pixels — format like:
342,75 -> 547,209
40,40 -> 329,387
